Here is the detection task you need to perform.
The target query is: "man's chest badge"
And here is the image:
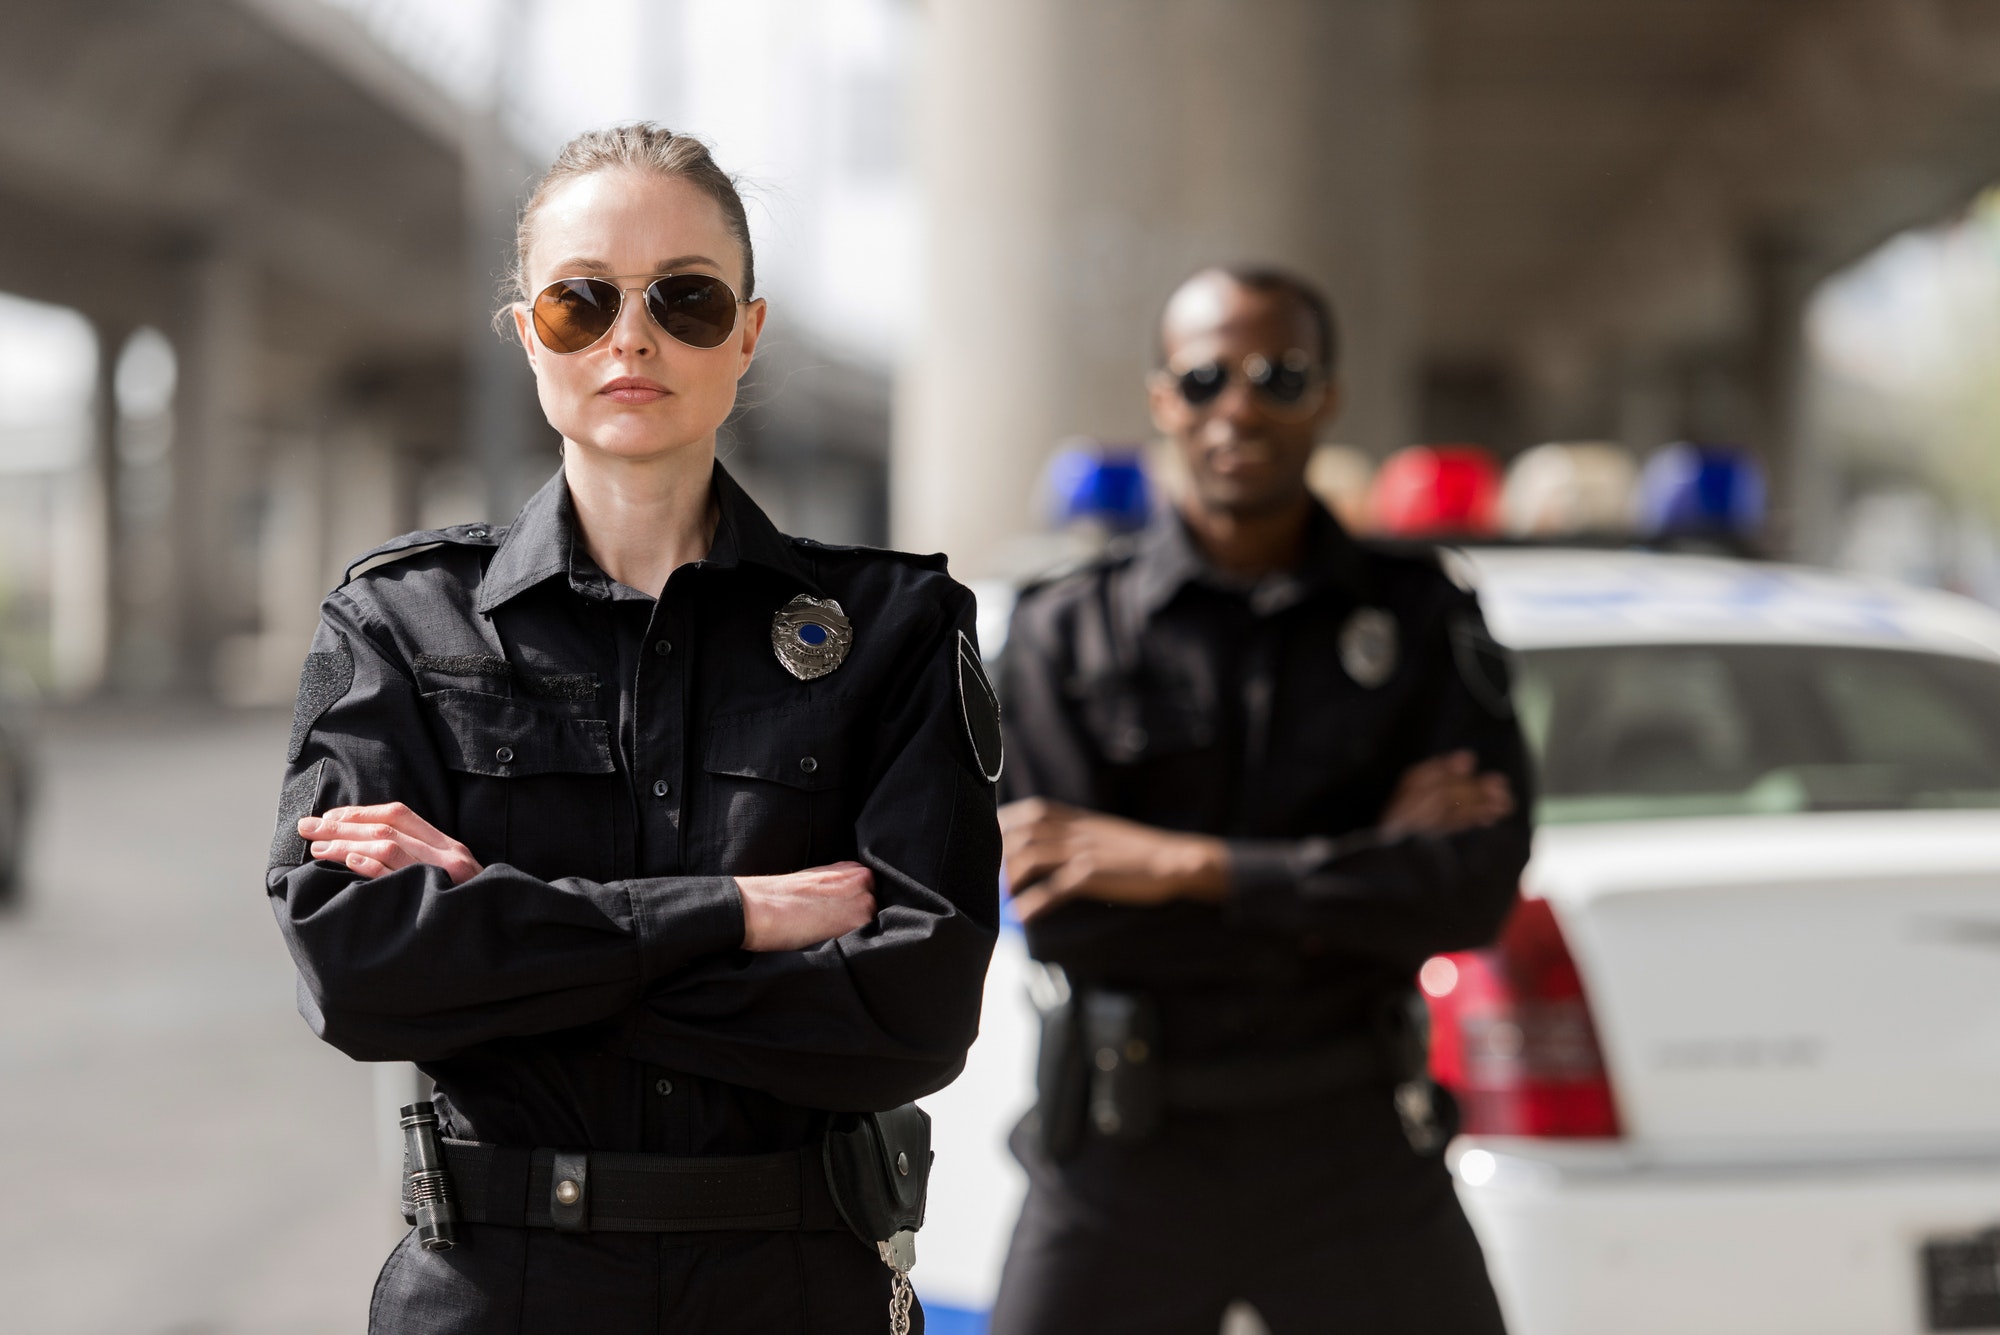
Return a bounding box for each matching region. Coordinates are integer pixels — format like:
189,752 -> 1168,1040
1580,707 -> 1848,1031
1339,607 -> 1399,688
772,594 -> 853,680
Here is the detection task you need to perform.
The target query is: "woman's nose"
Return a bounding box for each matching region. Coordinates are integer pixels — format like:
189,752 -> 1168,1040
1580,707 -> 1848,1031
608,290 -> 657,355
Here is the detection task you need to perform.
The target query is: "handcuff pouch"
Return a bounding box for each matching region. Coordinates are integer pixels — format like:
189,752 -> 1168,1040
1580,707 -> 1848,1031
822,1104 -> 931,1248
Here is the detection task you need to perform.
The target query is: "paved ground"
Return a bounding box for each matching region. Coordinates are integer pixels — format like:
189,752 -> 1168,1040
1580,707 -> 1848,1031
0,706 -> 395,1334
0,705 -> 1279,1335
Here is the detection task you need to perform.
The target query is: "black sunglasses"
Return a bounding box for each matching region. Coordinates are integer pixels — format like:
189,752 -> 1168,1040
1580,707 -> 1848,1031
1167,349 -> 1323,417
529,272 -> 750,353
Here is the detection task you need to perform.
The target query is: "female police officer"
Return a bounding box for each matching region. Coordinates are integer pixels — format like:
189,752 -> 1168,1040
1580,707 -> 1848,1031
264,125 -> 1001,1334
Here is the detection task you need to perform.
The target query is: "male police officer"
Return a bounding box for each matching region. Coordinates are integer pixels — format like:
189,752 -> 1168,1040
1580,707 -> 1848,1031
988,266 -> 1530,1334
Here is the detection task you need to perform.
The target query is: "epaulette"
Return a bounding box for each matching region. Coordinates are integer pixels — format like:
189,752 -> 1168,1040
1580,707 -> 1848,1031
787,535 -> 949,573
342,522 -> 506,584
1015,537 -> 1139,601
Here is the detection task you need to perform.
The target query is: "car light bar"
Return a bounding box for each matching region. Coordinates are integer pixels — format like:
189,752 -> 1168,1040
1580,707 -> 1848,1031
1420,896 -> 1622,1138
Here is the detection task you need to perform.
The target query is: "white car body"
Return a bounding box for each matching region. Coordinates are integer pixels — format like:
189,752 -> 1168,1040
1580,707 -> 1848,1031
920,551 -> 2000,1333
1455,548 -> 2000,1335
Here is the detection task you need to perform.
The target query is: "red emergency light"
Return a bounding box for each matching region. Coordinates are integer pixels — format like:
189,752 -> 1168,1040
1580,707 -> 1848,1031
1368,445 -> 1503,537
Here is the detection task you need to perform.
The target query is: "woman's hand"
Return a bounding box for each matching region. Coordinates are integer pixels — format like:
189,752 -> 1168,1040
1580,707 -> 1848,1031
298,803 -> 484,886
736,861 -> 877,951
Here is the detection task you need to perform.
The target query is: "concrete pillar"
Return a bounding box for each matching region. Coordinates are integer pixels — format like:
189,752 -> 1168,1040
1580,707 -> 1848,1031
465,0 -> 549,520
170,245 -> 259,694
895,0 -> 1418,575
464,118 -> 547,520
108,327 -> 181,695
48,321 -> 116,699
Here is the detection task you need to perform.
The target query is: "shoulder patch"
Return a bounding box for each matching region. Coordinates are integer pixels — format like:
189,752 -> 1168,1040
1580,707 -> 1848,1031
269,758 -> 328,869
342,522 -> 504,584
956,630 -> 1004,784
288,642 -> 354,762
1448,612 -> 1515,719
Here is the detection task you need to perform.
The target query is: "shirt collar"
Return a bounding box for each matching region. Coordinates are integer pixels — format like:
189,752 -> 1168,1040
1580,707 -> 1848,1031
476,460 -> 816,614
1128,498 -> 1369,622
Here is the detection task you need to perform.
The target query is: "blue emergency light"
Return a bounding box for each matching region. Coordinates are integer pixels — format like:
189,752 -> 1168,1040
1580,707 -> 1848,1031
1045,442 -> 1151,532
1635,443 -> 1766,539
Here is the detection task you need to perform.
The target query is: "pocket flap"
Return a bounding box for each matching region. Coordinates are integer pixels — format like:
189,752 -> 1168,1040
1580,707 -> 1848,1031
703,703 -> 847,792
423,689 -> 614,777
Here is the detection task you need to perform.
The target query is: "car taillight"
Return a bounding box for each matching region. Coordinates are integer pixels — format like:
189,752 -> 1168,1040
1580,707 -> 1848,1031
1420,896 -> 1621,1138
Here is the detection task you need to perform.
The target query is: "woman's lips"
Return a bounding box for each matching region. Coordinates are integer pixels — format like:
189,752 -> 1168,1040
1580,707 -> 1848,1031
599,376 -> 670,404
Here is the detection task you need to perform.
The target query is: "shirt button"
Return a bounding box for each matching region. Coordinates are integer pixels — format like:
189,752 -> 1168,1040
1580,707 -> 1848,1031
494,745 -> 515,764
652,778 -> 670,798
654,639 -> 672,657
655,1078 -> 674,1096
798,756 -> 818,775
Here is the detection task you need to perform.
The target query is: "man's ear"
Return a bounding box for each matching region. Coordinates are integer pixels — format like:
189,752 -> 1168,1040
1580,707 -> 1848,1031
1147,371 -> 1183,437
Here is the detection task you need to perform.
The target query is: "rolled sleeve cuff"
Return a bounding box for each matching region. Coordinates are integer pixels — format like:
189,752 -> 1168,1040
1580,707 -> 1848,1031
1223,838 -> 1323,931
622,875 -> 745,981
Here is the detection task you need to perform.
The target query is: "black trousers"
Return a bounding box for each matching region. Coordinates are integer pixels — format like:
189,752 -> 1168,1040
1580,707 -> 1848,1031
989,1089 -> 1507,1335
368,1224 -> 919,1334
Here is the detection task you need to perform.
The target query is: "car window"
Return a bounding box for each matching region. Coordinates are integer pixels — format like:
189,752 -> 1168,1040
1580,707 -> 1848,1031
1517,645 -> 2000,823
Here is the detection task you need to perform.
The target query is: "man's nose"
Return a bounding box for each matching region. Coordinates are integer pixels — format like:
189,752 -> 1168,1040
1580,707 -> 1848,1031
1213,373 -> 1263,427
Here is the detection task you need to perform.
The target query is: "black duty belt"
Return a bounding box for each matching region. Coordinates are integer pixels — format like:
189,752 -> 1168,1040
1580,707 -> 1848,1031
434,1140 -> 845,1234
1161,1035 -> 1391,1111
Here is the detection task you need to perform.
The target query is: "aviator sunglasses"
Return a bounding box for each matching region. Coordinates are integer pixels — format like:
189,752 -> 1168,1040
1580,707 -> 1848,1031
1164,349 -> 1324,419
528,272 -> 750,353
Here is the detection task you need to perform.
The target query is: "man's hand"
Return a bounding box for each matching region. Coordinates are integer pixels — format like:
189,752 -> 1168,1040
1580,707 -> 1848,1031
299,803 -> 484,885
1378,750 -> 1515,840
737,861 -> 878,951
999,798 -> 1227,923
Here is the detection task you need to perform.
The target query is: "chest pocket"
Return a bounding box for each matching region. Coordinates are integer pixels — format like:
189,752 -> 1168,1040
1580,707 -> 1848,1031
1074,673 -> 1216,766
701,701 -> 852,875
421,689 -> 618,883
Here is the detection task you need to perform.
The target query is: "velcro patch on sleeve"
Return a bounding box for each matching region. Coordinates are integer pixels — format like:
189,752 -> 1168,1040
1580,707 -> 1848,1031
956,630 -> 1004,784
1448,612 -> 1515,719
288,642 -> 355,762
269,759 -> 328,869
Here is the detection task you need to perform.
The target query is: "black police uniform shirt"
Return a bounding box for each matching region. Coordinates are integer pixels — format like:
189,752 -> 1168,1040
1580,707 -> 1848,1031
266,464 -> 1001,1161
1000,501 -> 1532,1066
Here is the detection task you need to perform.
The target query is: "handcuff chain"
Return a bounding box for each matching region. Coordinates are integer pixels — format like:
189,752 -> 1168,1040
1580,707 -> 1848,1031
878,1240 -> 914,1335
888,1269 -> 914,1335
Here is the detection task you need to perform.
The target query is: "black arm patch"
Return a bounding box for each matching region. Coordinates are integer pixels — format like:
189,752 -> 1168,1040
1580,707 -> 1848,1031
1448,612 -> 1515,719
956,631 -> 1005,784
288,643 -> 355,762
269,759 -> 328,869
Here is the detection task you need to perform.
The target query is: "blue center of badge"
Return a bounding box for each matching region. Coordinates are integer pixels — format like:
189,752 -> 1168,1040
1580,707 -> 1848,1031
797,622 -> 829,647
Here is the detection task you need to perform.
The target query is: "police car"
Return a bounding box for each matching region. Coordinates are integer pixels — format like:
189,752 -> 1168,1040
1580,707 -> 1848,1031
917,547 -> 2000,1334
1433,547 -> 2000,1335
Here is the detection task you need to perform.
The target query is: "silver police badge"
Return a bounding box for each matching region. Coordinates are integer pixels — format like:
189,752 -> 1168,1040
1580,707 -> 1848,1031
771,594 -> 853,681
1339,607 -> 1399,688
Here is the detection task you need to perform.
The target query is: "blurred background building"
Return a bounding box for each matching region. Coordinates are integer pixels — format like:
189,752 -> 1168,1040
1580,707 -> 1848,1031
7,0 -> 2000,696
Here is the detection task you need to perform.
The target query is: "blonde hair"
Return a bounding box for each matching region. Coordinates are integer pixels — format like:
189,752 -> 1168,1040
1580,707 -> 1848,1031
510,123 -> 756,302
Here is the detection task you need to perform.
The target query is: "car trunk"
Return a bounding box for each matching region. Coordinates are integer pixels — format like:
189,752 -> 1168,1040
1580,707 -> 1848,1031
1530,811 -> 2000,1146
